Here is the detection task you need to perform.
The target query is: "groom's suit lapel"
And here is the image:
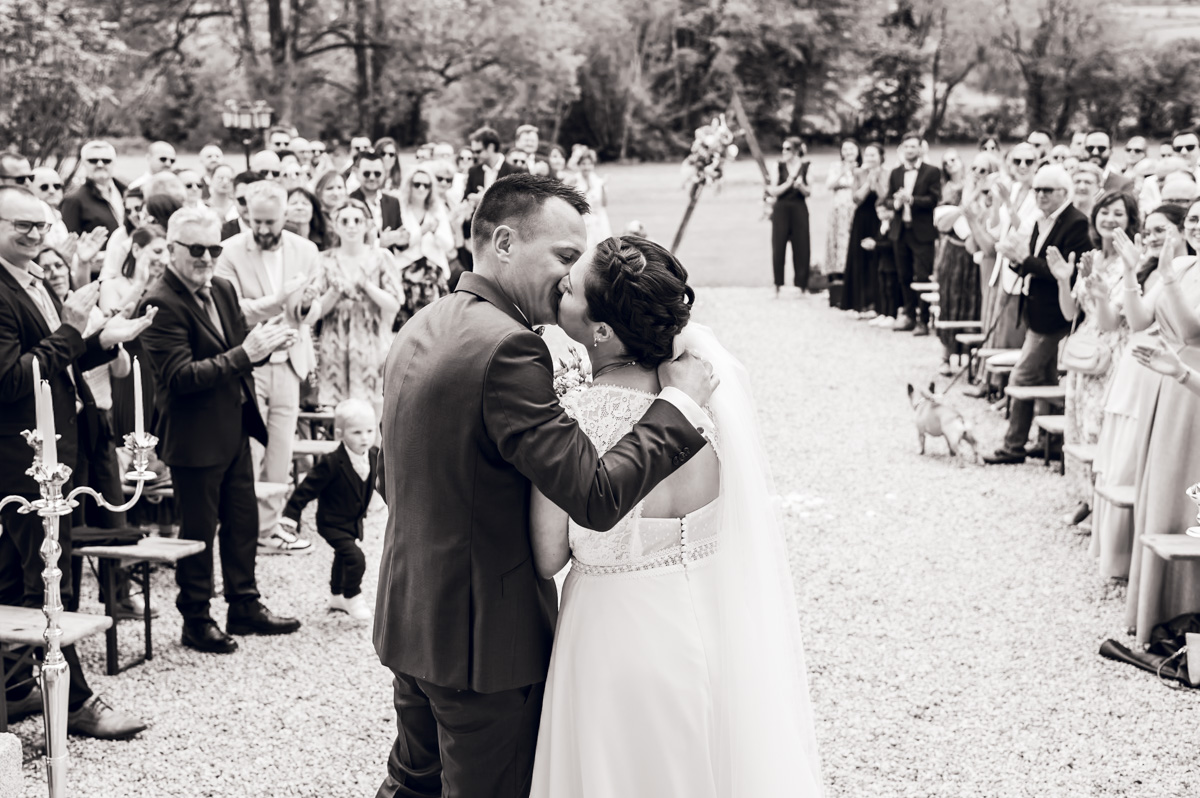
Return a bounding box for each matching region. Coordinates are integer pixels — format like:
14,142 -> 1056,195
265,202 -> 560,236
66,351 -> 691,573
454,272 -> 530,329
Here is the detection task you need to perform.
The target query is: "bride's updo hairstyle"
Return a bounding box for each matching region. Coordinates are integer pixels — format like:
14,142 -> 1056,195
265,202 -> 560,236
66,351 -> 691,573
585,236 -> 695,367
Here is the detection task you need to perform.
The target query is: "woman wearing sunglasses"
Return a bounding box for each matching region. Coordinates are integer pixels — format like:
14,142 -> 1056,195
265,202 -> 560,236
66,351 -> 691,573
393,165 -> 453,329
373,137 -> 404,193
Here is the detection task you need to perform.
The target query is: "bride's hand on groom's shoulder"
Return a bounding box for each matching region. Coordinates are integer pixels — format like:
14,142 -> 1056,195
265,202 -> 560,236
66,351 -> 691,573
658,350 -> 718,406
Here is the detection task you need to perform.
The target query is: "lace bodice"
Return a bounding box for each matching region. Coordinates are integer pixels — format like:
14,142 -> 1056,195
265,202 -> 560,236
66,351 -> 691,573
561,385 -> 719,575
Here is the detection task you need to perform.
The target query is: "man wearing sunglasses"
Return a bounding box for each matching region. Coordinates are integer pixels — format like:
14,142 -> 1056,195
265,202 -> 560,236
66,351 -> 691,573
985,164 -> 1091,465
138,205 -> 303,653
62,140 -> 127,240
1082,130 -> 1131,193
0,185 -> 153,738
0,153 -> 33,188
223,170 -> 266,241
1172,130 -> 1200,179
128,141 -> 177,192
1123,136 -> 1147,171
30,166 -> 70,249
349,150 -> 408,252
249,149 -> 284,184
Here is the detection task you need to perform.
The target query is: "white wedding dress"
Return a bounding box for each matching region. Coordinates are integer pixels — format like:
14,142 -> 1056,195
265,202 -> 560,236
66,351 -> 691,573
531,327 -> 824,798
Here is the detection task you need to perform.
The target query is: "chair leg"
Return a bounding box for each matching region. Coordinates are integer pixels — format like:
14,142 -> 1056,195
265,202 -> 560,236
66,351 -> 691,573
1136,547 -> 1167,648
142,561 -> 153,661
1043,430 -> 1050,468
102,559 -> 119,676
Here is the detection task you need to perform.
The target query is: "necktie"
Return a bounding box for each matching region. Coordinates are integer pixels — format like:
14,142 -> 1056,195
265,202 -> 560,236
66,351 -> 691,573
196,285 -> 224,339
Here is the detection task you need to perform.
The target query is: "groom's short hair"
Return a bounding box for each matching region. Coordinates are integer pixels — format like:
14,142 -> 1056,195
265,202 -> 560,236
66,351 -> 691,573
472,174 -> 590,251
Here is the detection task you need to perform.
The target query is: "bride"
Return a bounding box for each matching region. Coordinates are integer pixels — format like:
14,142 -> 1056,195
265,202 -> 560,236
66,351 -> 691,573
528,235 -> 823,797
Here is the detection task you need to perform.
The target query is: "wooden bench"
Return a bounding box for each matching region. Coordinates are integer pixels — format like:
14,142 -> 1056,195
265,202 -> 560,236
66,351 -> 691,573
910,281 -> 939,293
73,538 -> 206,675
1032,415 -> 1067,470
0,606 -> 111,731
955,333 -> 989,380
298,410 -> 336,440
1095,483 -> 1135,509
1063,443 -> 1098,481
291,439 -> 340,485
1136,533 -> 1200,646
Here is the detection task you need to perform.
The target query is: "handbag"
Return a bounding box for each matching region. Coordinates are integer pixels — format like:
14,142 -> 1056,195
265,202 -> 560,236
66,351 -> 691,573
1059,309 -> 1111,376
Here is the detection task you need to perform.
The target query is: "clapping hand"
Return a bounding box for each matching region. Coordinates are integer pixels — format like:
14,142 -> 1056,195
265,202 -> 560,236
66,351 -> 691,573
60,282 -> 101,333
1046,247 -> 1076,283
98,305 -> 158,349
242,314 -> 297,362
76,227 -> 109,265
380,227 -> 410,249
59,232 -> 80,263
1112,228 -> 1143,274
280,272 -> 309,301
996,230 -> 1027,264
1158,228 -> 1184,284
1133,334 -> 1187,379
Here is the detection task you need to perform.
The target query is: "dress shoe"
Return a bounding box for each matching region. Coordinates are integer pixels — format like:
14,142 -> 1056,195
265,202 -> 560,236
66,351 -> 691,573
227,601 -> 301,636
66,695 -> 147,740
1062,501 -> 1091,526
961,384 -> 988,399
1023,441 -> 1062,460
982,449 -> 1026,465
182,619 -> 239,654
893,316 -> 916,332
6,687 -> 43,724
912,322 -> 930,337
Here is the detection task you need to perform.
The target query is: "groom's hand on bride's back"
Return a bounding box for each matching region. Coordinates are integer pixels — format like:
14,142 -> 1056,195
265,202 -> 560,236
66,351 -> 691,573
658,351 -> 718,407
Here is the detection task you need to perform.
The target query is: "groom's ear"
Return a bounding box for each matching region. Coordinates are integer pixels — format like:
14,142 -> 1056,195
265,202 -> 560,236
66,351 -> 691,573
492,225 -> 515,262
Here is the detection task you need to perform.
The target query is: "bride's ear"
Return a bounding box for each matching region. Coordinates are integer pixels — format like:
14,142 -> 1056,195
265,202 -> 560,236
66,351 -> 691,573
592,323 -> 612,347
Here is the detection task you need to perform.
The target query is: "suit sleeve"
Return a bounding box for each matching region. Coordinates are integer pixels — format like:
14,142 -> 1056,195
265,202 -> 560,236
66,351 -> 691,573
912,168 -> 941,210
1018,217 -> 1092,280
60,195 -> 84,234
0,302 -> 86,403
137,295 -> 253,397
283,453 -> 335,523
215,252 -> 284,326
482,329 -> 708,532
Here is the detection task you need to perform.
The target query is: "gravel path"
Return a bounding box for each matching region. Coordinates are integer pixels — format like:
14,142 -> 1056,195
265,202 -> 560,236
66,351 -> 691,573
15,287 -> 1199,797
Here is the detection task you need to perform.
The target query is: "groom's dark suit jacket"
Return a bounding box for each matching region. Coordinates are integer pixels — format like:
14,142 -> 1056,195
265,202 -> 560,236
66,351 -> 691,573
373,271 -> 708,693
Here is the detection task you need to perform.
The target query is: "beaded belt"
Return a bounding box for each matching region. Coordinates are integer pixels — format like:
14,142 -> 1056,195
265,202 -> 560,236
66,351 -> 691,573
570,537 -> 719,576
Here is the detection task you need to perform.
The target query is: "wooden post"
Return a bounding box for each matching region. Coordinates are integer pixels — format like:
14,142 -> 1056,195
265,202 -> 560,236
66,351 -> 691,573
671,181 -> 704,254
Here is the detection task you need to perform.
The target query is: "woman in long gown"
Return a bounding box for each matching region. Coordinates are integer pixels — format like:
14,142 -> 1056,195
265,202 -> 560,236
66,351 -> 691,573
1122,216 -> 1200,629
824,138 -> 859,278
529,235 -> 822,798
565,148 -> 611,248
931,151 -> 979,375
1087,206 -> 1184,577
840,142 -> 884,316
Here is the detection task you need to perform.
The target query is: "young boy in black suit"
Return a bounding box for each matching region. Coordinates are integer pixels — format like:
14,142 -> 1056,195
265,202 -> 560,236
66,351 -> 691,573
280,399 -> 379,620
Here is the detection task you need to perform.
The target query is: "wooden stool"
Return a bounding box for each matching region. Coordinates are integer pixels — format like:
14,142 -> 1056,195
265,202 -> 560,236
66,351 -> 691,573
298,409 -> 336,440
1063,443 -> 1097,482
955,332 -> 988,380
0,606 -> 110,731
291,439 -> 339,485
1005,384 -> 1065,436
73,538 -> 206,674
1031,415 -> 1067,470
1135,533 -> 1200,646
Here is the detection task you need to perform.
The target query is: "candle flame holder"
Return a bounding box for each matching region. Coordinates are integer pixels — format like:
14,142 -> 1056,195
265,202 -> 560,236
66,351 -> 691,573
1,428 -> 158,798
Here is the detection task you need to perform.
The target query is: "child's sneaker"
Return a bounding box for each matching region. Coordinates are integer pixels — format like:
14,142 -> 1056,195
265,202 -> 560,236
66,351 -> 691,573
330,594 -> 371,620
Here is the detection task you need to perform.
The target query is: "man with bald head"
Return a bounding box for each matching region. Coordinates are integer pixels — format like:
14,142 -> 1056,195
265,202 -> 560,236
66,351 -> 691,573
249,150 -> 283,182
216,181 -> 320,553
128,141 -> 177,191
0,185 -> 152,736
62,140 -> 126,239
138,206 -> 303,653
0,153 -> 33,187
985,164 -> 1092,465
30,166 -> 69,248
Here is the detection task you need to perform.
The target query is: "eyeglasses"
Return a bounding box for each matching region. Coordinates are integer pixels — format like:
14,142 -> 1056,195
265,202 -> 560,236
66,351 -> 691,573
38,182 -> 64,192
85,157 -> 113,166
351,145 -> 369,153
1012,157 -> 1036,166
383,151 -> 397,158
264,170 -> 281,178
361,170 -> 383,178
436,176 -> 453,184
1126,147 -> 1145,154
3,175 -> 33,185
236,196 -> 249,206
173,242 -> 223,258
412,181 -> 432,190
781,146 -> 793,152
158,156 -> 176,164
970,166 -> 991,175
311,146 -> 326,154
1186,216 -> 1200,225
0,218 -> 51,234
1084,145 -> 1109,154
1176,144 -> 1198,153
338,215 -> 366,226
183,182 -> 202,189
1050,154 -> 1066,162
1032,186 -> 1059,194
510,159 -> 527,166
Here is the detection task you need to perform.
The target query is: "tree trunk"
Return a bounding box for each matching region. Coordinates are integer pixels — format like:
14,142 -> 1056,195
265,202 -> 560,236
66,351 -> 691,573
234,0 -> 259,71
790,57 -> 809,136
353,0 -> 371,133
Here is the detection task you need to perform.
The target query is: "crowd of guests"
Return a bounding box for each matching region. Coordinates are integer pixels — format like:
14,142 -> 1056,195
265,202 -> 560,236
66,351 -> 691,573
775,126 -> 1200,634
0,123 -> 610,740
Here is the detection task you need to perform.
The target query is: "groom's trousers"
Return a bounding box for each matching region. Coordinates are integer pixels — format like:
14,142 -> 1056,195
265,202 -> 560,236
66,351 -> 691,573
377,670 -> 545,798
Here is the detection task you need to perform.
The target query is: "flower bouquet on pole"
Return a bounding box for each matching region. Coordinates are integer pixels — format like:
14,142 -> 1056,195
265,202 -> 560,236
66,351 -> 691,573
671,115 -> 740,252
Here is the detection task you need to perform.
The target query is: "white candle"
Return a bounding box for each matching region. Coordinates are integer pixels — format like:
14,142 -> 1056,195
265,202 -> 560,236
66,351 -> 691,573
40,381 -> 57,469
31,355 -> 40,399
133,356 -> 144,439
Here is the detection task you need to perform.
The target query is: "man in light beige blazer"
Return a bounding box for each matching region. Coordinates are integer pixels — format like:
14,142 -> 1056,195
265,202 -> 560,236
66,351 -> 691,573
216,180 -> 320,553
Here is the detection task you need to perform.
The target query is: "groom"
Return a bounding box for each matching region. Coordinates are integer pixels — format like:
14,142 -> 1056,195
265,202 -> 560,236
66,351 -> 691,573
374,174 -> 716,798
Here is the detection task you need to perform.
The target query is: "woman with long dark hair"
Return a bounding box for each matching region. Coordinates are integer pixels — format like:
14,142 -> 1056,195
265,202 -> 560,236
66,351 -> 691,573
767,136 -> 811,295
373,137 -> 403,192
285,187 -> 330,250
840,141 -> 885,316
824,137 -> 860,279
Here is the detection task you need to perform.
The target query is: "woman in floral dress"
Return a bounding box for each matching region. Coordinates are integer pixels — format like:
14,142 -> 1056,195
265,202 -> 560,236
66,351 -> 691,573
824,138 -> 860,276
312,199 -> 403,416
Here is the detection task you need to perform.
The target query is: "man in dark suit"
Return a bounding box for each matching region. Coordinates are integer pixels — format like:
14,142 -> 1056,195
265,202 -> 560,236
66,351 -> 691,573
885,131 -> 942,336
0,186 -> 150,737
61,140 -> 128,240
984,164 -> 1093,465
221,170 -> 264,241
373,174 -> 717,797
1082,130 -> 1132,193
465,126 -> 520,199
348,150 -> 409,252
138,206 -> 302,653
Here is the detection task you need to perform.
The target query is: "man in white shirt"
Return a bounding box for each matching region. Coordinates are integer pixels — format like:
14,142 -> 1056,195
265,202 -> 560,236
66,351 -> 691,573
215,181 -> 320,553
127,141 -> 177,191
